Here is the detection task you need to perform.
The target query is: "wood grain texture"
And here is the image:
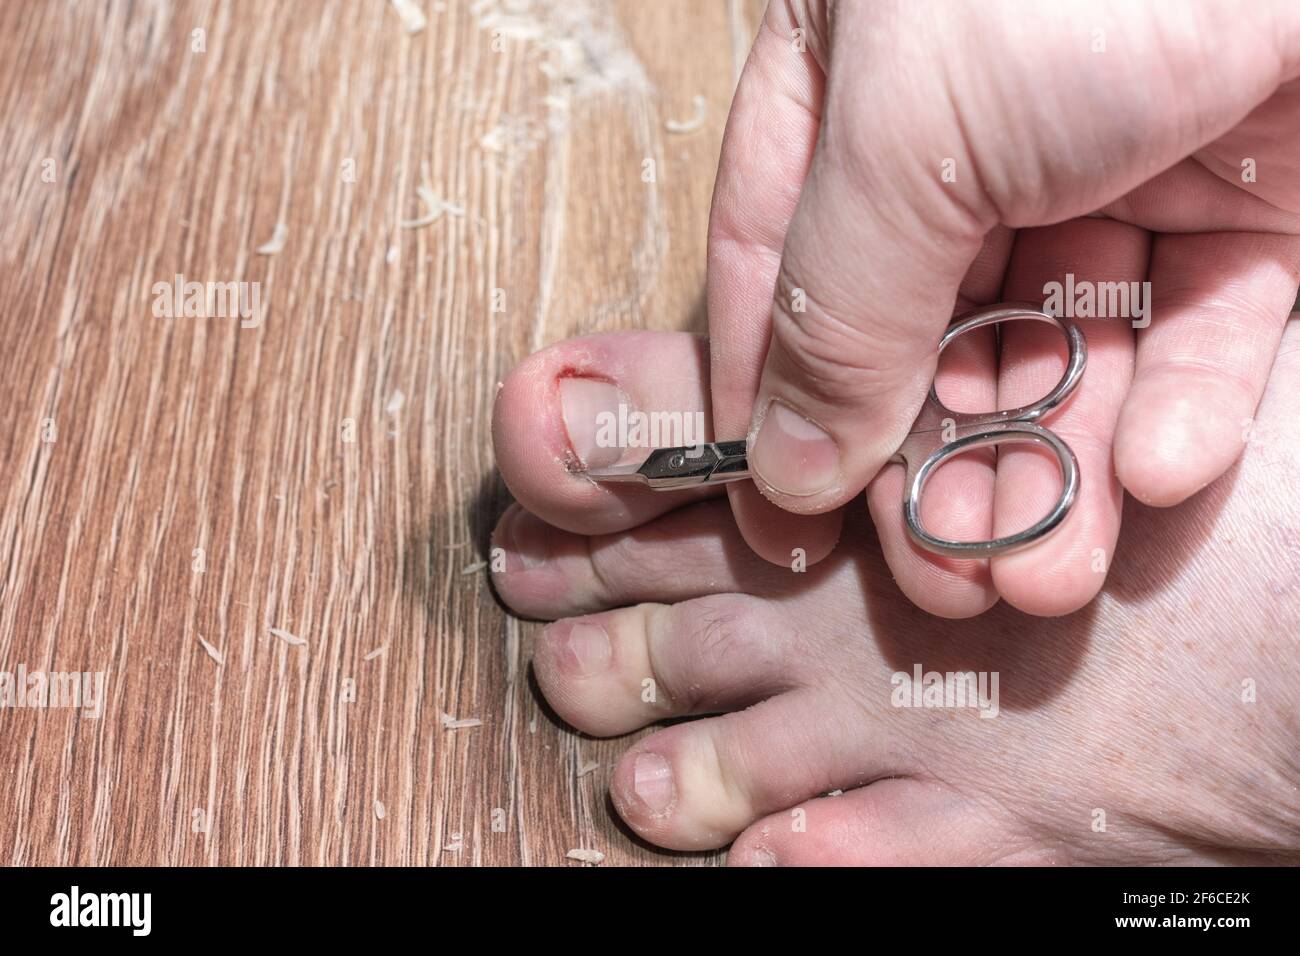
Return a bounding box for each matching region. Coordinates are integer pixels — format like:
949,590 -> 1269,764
0,0 -> 765,866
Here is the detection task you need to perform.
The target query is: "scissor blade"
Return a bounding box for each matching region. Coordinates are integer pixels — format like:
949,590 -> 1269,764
585,441 -> 749,490
581,461 -> 650,484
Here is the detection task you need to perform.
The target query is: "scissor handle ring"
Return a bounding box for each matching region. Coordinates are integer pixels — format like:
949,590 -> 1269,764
904,422 -> 1080,559
927,305 -> 1087,426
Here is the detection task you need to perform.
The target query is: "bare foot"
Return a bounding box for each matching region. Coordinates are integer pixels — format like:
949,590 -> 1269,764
490,323 -> 1300,863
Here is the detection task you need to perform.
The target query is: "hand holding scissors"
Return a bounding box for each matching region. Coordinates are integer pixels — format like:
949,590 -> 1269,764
587,304 -> 1087,559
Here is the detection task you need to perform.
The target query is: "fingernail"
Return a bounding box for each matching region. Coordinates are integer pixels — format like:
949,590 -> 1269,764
551,621 -> 611,677
632,753 -> 675,815
501,507 -> 548,571
749,400 -> 840,497
559,377 -> 632,470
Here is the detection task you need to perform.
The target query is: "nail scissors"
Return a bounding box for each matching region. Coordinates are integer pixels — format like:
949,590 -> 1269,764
586,304 -> 1087,558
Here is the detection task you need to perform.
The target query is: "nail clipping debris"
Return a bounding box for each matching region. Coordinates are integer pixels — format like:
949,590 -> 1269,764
389,0 -> 427,35
256,221 -> 288,255
269,626 -> 307,646
566,848 -> 604,865
665,94 -> 707,134
400,185 -> 465,229
197,635 -> 224,666
440,712 -> 483,730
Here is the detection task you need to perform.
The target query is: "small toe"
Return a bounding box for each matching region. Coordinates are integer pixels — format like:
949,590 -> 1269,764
490,499 -> 791,620
532,593 -> 800,738
608,691 -> 906,851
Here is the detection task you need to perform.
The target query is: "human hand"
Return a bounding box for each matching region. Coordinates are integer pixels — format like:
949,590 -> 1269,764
708,0 -> 1300,615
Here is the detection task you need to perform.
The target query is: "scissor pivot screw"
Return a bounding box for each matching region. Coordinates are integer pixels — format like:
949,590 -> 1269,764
670,453 -> 685,468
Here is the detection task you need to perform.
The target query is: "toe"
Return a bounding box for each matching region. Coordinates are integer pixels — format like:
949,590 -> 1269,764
727,779 -> 1046,866
493,331 -> 724,537
533,593 -> 800,738
491,499 -> 793,620
608,691 -> 906,851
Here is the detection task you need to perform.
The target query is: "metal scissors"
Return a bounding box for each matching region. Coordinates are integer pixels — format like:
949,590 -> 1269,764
586,304 -> 1087,558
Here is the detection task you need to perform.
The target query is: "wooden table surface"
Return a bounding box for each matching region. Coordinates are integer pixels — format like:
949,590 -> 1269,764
0,0 -> 763,866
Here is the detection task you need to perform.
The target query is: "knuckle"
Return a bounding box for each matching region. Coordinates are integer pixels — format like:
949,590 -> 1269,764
771,267 -> 907,403
588,526 -> 688,601
692,597 -> 753,664
656,596 -> 774,709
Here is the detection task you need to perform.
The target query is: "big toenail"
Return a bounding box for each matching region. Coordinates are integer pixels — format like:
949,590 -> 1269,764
501,508 -> 548,571
632,753 -> 675,815
559,377 -> 633,470
553,621 -> 611,677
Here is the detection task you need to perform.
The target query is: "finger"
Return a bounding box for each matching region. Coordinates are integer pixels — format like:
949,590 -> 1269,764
707,0 -> 844,566
991,219 -> 1146,616
490,498 -> 790,621
727,778 -> 1036,866
1098,157 -> 1300,235
1194,77 -> 1300,217
863,228 -> 1016,619
531,593 -> 802,739
866,324 -> 1000,618
941,0 -> 1300,224
744,0 -> 1300,516
493,331 -> 722,536
742,92 -> 984,514
609,690 -> 905,851
1114,231 -> 1300,507
724,488 -> 844,568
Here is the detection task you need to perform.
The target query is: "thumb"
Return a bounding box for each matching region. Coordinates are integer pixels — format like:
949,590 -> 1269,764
744,67 -> 984,511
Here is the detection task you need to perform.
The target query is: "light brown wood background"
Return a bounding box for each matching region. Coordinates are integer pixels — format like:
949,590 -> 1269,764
0,0 -> 765,866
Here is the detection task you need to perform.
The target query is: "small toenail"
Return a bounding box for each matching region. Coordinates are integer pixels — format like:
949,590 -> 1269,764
632,753 -> 676,816
501,507 -> 548,571
737,846 -> 777,867
552,621 -> 611,677
559,377 -> 633,470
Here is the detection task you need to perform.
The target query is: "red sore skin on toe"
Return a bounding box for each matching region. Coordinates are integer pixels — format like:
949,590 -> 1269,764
491,332 -> 718,537
554,369 -> 624,475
